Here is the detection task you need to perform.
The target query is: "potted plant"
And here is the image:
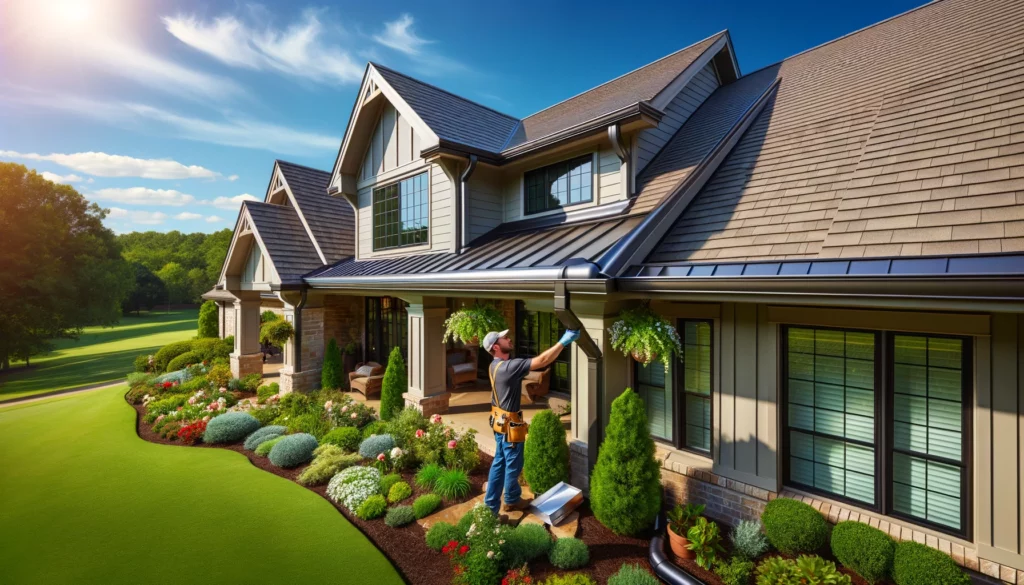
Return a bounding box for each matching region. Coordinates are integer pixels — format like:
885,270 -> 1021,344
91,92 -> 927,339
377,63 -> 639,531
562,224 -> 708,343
259,319 -> 295,350
666,502 -> 705,560
686,517 -> 725,570
442,303 -> 506,346
609,304 -> 682,366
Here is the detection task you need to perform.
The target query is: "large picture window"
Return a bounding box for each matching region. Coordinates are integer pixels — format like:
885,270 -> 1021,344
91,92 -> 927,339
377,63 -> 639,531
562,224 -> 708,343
515,301 -> 571,394
524,154 -> 592,215
782,326 -> 971,538
372,172 -> 429,250
365,297 -> 408,364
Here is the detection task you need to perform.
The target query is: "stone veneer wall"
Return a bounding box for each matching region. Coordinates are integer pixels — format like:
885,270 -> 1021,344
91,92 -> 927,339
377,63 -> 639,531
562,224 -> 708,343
222,302 -> 236,340
569,440 -> 589,491
323,295 -> 364,354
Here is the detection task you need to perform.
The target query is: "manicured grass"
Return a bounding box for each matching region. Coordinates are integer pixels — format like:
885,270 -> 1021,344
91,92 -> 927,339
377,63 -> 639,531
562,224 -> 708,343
0,310 -> 198,402
0,386 -> 403,585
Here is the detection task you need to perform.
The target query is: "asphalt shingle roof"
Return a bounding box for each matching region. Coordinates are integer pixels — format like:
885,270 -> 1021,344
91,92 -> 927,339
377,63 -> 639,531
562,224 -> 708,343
276,160 -> 354,263
243,201 -> 325,282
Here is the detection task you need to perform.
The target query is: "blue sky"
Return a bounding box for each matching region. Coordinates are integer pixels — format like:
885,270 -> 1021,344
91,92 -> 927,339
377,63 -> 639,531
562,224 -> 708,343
0,0 -> 924,234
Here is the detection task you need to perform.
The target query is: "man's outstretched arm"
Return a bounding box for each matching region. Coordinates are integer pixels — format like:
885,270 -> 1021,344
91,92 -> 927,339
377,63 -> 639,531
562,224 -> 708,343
529,330 -> 580,370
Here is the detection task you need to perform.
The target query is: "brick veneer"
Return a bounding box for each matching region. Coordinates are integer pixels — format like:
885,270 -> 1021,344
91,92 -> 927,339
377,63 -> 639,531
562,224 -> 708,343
323,295 -> 363,351
569,440 -> 589,491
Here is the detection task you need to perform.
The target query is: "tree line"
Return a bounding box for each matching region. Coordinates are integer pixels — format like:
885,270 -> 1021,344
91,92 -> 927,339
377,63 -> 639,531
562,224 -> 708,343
118,228 -> 231,312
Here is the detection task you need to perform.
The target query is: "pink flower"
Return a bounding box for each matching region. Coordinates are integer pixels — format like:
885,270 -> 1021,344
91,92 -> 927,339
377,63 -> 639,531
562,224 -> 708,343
202,416 -> 210,422
377,453 -> 386,461
350,413 -> 358,419
447,440 -> 457,449
324,400 -> 333,411
415,429 -> 425,438
341,405 -> 349,413
430,414 -> 443,424
156,414 -> 165,422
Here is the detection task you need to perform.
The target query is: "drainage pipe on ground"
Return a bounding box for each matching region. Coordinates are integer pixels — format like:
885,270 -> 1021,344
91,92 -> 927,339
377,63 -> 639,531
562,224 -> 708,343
649,513 -> 706,585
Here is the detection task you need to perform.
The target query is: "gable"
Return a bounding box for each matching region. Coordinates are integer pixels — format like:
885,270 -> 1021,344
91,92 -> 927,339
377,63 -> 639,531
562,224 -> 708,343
359,100 -> 424,182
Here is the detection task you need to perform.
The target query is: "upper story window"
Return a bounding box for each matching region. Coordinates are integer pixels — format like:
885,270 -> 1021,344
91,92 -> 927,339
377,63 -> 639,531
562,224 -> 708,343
524,154 -> 593,216
373,172 -> 429,251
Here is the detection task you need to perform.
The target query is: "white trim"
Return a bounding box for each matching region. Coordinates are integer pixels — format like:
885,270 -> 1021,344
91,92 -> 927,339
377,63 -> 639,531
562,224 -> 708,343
272,162 -> 328,265
368,168 -> 432,255
220,205 -> 282,286
649,34 -> 730,110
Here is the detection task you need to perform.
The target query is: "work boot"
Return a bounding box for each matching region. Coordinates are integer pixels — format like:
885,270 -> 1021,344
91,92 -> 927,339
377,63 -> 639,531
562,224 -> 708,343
502,498 -> 532,512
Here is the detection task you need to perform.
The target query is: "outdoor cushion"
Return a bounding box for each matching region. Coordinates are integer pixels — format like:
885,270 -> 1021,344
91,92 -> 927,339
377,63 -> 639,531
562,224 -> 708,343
355,365 -> 375,377
451,363 -> 476,375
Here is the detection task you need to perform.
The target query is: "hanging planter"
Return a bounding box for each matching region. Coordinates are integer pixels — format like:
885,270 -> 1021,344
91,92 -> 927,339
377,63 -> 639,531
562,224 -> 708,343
609,304 -> 682,367
442,304 -> 507,346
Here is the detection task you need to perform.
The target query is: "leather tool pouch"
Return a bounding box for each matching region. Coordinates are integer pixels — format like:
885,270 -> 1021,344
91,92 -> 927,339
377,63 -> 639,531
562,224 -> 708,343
489,362 -> 529,442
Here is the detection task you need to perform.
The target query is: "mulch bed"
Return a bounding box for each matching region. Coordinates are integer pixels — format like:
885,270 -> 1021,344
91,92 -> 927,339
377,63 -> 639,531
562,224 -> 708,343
131,399 -> 658,584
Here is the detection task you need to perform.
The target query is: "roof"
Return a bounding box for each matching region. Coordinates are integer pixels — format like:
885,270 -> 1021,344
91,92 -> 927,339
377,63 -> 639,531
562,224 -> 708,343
275,160 -> 354,263
243,201 -> 325,282
643,0 -> 1024,268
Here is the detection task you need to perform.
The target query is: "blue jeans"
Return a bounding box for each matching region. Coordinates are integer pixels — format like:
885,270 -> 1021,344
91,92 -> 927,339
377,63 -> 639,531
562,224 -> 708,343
485,432 -> 524,514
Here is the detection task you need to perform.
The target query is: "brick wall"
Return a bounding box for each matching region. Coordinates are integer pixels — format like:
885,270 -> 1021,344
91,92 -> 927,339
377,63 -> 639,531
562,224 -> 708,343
569,440 -> 589,491
324,295 -> 363,353
299,307 -> 325,372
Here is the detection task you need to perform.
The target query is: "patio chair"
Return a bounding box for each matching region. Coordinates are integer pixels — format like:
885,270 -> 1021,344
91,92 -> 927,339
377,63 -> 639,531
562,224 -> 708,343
521,368 -> 551,404
349,361 -> 384,399
447,347 -> 477,390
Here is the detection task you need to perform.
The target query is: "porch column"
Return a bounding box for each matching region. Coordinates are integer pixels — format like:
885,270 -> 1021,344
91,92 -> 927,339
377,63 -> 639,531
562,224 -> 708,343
278,292 -> 324,395
230,292 -> 263,378
403,297 -> 450,416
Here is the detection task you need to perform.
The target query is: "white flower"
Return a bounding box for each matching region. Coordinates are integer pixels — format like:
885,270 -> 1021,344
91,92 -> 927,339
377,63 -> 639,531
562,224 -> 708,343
486,551 -> 494,559
390,447 -> 404,459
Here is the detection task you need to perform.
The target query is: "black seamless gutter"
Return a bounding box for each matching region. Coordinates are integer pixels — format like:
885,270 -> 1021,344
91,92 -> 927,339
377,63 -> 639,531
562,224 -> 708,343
649,514 -> 705,585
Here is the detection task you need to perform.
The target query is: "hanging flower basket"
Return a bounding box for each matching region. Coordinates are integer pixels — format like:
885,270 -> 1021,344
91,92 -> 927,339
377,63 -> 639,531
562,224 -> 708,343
442,304 -> 507,346
610,305 -> 682,367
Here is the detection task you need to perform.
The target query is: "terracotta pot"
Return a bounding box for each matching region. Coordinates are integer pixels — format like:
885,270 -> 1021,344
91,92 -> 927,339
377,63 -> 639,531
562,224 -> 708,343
667,526 -> 695,560
631,350 -> 659,365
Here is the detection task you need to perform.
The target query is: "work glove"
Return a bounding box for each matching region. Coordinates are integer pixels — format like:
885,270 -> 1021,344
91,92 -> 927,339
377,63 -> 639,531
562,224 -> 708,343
559,330 -> 581,347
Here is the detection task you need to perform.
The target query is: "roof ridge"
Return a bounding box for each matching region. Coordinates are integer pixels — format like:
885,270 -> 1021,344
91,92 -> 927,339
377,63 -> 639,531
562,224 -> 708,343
275,159 -> 331,176
370,62 -> 520,122
519,30 -> 727,122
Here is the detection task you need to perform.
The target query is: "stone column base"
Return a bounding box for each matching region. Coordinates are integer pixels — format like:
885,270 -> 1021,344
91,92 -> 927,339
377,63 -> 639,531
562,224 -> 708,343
230,352 -> 263,378
279,368 -> 321,394
569,440 -> 590,493
403,392 -> 450,417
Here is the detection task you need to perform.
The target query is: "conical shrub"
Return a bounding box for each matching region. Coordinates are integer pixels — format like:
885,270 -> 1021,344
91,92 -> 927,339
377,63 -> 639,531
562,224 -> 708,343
590,388 -> 661,535
523,409 -> 570,494
380,346 -> 406,421
322,338 -> 343,390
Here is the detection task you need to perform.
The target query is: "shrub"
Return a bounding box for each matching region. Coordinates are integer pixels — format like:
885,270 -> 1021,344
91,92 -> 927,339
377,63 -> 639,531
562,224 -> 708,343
322,338 -> 343,390
379,473 -> 402,496
297,445 -> 361,486
133,354 -> 151,373
287,413 -> 331,440
687,517 -> 726,570
355,494 -> 387,520
359,434 -> 396,458
198,300 -> 219,338
523,409 -> 569,494
327,465 -> 382,511
386,406 -> 428,449
831,521 -> 894,584
463,547 -> 503,585
503,523 -> 552,568
379,346 -> 406,421
207,364 -> 231,389
413,421 -> 480,471
268,433 -> 318,468
257,383 -> 279,404
362,420 -> 388,438
415,462 -> 444,488
426,521 -> 461,551
244,425 -> 287,450
731,519 -> 769,561
434,469 -> 471,501
590,388 -> 661,536
755,555 -> 851,585
255,435 -> 285,456
321,426 -> 362,452
762,498 -> 829,555
539,575 -> 595,585
203,412 -> 260,444
177,420 -> 207,445
413,493 -> 442,519
548,537 -> 589,570
457,507 -> 476,536
714,558 -> 755,585
191,337 -> 233,362
261,310 -> 280,323
248,403 -> 281,426
388,481 -> 413,503
280,392 -> 311,417
608,563 -> 659,585
892,541 -> 969,585
167,350 -> 201,372
384,505 -> 416,527
239,373 -> 262,393
154,340 -> 194,372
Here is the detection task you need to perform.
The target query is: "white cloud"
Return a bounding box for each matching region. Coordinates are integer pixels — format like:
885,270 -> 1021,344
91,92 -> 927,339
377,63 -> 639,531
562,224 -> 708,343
163,10 -> 363,85
373,14 -> 431,56
39,171 -> 90,184
208,193 -> 258,210
228,174 -> 239,182
175,212 -> 203,220
91,187 -> 195,207
205,215 -> 224,223
107,207 -> 129,219
105,209 -> 167,225
1,150 -> 220,179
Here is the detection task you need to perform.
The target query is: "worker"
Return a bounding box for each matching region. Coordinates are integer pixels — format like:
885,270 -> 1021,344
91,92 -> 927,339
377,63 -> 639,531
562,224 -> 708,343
482,327 -> 580,516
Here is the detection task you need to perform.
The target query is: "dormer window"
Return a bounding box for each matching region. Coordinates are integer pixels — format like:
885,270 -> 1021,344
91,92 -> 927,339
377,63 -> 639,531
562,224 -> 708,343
373,171 -> 429,250
524,154 -> 593,215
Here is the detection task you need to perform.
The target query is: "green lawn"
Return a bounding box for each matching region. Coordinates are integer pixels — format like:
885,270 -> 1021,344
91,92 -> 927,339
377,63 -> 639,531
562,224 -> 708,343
0,310 -> 199,402
0,386 -> 403,585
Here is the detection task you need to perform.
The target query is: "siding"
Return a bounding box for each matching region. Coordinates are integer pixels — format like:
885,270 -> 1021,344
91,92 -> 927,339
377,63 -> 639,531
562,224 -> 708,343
360,102 -> 421,181
635,63 -> 720,173
501,146 -> 624,223
466,166 -> 503,243
355,161 -> 454,258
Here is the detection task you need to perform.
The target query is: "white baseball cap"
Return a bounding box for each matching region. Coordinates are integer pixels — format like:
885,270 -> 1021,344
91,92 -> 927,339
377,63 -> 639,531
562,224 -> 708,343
482,330 -> 509,353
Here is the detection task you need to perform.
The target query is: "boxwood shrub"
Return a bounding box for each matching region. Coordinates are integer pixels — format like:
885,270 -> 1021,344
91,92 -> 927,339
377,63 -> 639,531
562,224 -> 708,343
167,350 -> 201,372
831,521 -> 894,584
322,426 -> 362,452
549,537 -> 589,569
359,434 -> 396,458
608,563 -> 659,585
362,420 -> 388,439
203,412 -> 261,444
425,521 -> 461,551
504,523 -> 553,567
154,340 -> 194,372
387,481 -> 413,504
385,505 -> 416,527
297,445 -> 360,486
892,541 -> 970,585
356,494 -> 388,520
380,473 -> 402,497
255,435 -> 285,456
244,425 -> 287,450
268,433 -> 318,468
413,493 -> 442,519
761,497 -> 829,555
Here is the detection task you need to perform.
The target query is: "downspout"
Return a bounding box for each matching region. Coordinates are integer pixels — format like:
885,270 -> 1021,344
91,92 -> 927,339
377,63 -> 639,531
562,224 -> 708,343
649,513 -> 703,585
458,155 -> 478,254
608,123 -> 632,199
293,287 -> 308,372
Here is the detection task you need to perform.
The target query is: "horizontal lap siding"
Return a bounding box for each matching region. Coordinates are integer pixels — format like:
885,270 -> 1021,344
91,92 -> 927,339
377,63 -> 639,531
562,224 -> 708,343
467,167 -> 503,243
356,162 -> 453,258
501,146 -> 624,223
636,63 -> 720,173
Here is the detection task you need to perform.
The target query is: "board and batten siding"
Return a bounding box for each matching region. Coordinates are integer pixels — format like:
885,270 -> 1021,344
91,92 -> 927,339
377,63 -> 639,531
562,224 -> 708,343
465,166 -> 504,243
359,102 -> 421,181
635,62 -> 720,173
501,146 -> 624,224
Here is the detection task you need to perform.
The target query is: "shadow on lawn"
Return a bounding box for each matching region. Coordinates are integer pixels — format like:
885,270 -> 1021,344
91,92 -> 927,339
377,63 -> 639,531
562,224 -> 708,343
0,347 -> 165,401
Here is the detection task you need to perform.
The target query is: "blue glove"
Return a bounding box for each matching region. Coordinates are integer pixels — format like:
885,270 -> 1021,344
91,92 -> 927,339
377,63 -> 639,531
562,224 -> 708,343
559,330 -> 580,347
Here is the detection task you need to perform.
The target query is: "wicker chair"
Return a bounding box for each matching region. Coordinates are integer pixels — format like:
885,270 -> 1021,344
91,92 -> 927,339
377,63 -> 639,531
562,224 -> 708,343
447,347 -> 477,390
349,361 -> 384,399
521,368 -> 551,404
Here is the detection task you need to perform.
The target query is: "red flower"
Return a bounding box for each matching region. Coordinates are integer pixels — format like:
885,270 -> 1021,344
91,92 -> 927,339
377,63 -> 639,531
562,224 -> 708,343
458,545 -> 469,556
503,579 -> 509,585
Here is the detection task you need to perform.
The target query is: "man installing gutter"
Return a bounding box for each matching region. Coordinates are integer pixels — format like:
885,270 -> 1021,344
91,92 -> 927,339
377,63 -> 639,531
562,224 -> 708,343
482,328 -> 580,516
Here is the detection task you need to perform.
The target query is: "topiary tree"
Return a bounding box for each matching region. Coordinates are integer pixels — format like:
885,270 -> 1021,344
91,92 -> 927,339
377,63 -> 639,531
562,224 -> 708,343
322,338 -> 343,390
523,409 -> 570,494
379,346 -> 406,421
590,388 -> 661,536
198,300 -> 219,338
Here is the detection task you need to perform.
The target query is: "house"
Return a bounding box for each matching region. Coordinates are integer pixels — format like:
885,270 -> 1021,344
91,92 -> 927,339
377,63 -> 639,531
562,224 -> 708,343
207,0 -> 1024,579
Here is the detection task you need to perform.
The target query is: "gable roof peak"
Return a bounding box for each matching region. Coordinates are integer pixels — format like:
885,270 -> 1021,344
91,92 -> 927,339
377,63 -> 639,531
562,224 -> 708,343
368,62 -> 519,122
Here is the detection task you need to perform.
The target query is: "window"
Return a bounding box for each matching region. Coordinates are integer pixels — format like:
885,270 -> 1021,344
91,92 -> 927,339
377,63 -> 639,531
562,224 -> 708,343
633,319 -> 712,454
372,172 -> 429,250
365,297 -> 408,364
515,301 -> 571,393
524,154 -> 592,215
782,326 -> 971,537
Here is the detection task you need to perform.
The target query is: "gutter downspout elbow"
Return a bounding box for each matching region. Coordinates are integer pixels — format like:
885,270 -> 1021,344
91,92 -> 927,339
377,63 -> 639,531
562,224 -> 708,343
608,123 -> 632,199
458,155 -> 478,254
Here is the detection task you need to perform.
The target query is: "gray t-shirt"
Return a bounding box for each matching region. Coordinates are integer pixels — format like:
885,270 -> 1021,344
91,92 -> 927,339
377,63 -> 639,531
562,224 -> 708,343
489,357 -> 531,413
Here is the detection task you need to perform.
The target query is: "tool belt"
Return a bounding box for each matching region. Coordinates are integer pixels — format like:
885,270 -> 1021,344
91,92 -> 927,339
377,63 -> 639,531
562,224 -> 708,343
488,361 -> 529,443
